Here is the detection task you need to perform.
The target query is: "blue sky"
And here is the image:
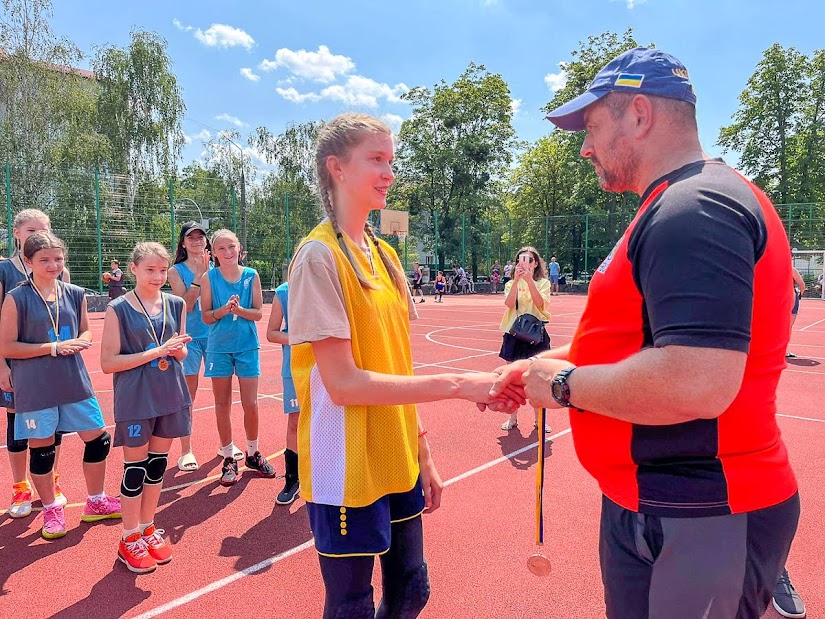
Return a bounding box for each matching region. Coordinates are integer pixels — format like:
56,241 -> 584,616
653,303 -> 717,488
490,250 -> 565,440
52,0 -> 822,169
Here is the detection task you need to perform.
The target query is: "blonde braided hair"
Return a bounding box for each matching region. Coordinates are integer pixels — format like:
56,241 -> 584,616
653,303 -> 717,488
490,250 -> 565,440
315,113 -> 407,295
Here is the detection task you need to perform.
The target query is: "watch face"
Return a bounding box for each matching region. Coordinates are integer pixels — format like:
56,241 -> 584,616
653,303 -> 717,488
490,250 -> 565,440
551,380 -> 564,402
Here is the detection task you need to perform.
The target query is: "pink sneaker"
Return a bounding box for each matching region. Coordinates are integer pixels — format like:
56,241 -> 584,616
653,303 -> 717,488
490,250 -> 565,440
81,495 -> 122,522
41,504 -> 67,539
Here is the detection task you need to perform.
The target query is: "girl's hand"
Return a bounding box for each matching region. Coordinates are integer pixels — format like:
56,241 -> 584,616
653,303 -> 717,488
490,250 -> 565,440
194,250 -> 210,277
158,333 -> 192,357
57,338 -> 92,356
418,444 -> 443,514
0,362 -> 13,392
228,295 -> 241,313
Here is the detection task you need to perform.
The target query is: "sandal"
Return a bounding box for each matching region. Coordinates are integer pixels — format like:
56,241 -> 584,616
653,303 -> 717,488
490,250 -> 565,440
216,444 -> 245,462
177,452 -> 199,472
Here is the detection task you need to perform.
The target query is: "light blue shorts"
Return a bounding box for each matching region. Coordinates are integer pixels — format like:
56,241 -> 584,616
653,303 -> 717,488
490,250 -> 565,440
282,376 -> 299,414
183,338 -> 209,376
14,397 -> 104,440
205,350 -> 260,378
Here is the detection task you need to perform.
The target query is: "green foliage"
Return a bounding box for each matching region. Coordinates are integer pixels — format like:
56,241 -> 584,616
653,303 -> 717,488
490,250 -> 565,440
93,29 -> 185,179
395,62 -> 516,274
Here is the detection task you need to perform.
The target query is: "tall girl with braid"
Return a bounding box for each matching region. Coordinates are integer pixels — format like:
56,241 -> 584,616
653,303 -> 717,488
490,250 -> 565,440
1,210 -> 71,518
0,231 -> 120,540
100,242 -> 192,573
288,113 -> 522,618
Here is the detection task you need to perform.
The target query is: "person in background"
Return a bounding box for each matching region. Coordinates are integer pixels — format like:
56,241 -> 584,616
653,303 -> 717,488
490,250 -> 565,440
548,256 -> 560,295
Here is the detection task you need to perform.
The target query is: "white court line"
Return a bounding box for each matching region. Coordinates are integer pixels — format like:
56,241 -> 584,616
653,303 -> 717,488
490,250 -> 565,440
799,317 -> 825,331
777,413 -> 825,424
131,428 -> 572,619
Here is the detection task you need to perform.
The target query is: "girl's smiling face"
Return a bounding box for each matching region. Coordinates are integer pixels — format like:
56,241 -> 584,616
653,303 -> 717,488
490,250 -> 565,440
25,248 -> 65,281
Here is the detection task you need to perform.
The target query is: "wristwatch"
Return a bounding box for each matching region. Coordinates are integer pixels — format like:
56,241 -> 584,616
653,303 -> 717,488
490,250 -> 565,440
551,366 -> 583,411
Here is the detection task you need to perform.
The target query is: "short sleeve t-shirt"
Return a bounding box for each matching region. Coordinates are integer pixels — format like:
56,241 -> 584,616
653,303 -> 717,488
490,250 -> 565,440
288,241 -> 417,345
109,268 -> 124,290
549,262 -> 560,278
568,159 -> 796,517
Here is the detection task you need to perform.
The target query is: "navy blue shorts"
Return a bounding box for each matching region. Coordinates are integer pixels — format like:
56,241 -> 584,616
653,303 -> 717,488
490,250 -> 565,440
308,476 -> 425,557
792,291 -> 801,316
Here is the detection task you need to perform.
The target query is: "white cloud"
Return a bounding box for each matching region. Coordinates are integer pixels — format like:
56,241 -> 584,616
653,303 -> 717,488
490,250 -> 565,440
510,98 -> 522,116
259,45 -> 355,83
194,24 -> 255,50
184,129 -> 211,145
544,66 -> 568,92
611,0 -> 647,7
381,114 -> 404,133
240,67 -> 260,82
172,18 -> 192,32
275,87 -> 322,104
215,113 -> 248,128
276,76 -> 408,108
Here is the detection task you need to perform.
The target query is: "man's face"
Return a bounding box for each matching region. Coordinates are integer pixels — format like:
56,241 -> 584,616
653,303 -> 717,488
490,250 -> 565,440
580,99 -> 640,194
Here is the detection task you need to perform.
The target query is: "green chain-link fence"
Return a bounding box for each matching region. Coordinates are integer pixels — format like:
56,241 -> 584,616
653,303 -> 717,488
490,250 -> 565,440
2,161 -> 823,295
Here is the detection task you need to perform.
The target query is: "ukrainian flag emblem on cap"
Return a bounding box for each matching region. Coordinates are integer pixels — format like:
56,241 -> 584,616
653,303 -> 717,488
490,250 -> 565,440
615,73 -> 644,88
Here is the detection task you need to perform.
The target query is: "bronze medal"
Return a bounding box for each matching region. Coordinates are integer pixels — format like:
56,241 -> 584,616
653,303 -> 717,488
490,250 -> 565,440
158,358 -> 169,371
527,553 -> 552,576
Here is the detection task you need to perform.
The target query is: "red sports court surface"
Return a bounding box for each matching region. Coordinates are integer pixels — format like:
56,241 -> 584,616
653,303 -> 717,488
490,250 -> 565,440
0,294 -> 822,618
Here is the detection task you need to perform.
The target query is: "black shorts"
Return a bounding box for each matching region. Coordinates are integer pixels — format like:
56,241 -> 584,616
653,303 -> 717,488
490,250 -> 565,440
412,282 -> 422,290
791,291 -> 801,315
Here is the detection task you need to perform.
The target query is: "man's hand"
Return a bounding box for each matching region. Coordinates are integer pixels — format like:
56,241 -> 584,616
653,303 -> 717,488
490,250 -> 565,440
523,358 -> 575,409
458,371 -> 526,409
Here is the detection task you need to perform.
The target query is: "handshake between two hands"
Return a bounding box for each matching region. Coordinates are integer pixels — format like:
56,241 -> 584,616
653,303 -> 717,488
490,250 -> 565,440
461,357 -> 576,414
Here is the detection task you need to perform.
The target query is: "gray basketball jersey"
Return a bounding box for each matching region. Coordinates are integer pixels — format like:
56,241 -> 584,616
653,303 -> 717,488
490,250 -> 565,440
110,293 -> 191,422
8,283 -> 94,413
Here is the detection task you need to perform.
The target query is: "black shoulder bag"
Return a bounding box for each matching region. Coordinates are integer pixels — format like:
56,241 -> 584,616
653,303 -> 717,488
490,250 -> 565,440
508,288 -> 547,345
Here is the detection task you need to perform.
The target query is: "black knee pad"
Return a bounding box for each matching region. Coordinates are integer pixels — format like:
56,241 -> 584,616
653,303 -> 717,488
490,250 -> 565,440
6,412 -> 27,453
83,431 -> 111,463
383,563 -> 430,619
121,459 -> 148,498
54,432 -> 63,446
144,452 -> 168,485
30,445 -> 56,476
331,593 -> 375,619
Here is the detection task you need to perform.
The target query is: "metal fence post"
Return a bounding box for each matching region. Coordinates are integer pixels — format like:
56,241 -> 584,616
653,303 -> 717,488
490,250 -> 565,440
461,212 -> 466,266
169,179 -> 175,253
5,161 -> 11,255
486,217 -> 490,273
231,185 -> 238,233
544,215 -> 549,261
434,210 -> 439,270
285,191 -> 291,261
584,213 -> 590,277
95,168 -> 103,293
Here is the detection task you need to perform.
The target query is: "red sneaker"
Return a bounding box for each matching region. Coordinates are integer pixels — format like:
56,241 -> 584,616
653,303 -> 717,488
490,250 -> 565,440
142,524 -> 172,565
118,533 -> 157,574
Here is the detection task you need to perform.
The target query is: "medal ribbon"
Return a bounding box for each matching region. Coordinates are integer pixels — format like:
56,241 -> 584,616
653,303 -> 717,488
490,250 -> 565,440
535,407 -> 547,547
132,291 -> 167,348
31,281 -> 61,342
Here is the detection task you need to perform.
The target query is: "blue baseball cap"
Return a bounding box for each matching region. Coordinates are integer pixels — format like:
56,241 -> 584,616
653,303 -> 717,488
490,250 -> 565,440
546,47 -> 696,132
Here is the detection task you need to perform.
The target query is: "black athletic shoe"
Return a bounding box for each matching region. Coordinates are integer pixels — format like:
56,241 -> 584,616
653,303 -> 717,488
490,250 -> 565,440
276,478 -> 300,505
773,569 -> 806,618
246,451 -> 277,478
220,457 -> 239,486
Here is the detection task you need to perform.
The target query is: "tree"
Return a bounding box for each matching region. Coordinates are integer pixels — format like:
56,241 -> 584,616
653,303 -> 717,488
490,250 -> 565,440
93,30 -> 185,182
534,29 -> 642,278
717,44 -> 808,205
0,0 -> 107,210
395,63 -> 516,274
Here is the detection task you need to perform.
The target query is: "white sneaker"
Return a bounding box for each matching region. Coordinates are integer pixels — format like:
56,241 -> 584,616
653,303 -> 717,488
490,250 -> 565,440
501,418 -> 518,431
534,422 -> 552,434
216,444 -> 245,461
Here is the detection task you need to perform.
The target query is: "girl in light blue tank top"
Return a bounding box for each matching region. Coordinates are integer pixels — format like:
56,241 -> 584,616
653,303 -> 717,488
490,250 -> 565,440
200,229 -> 275,486
168,222 -> 213,472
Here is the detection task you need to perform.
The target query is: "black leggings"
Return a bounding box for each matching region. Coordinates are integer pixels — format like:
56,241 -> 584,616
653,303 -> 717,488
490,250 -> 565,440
319,516 -> 428,619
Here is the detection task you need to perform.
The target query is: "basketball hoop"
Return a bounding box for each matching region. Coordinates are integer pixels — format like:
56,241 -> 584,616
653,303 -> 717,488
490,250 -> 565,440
397,232 -> 407,243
